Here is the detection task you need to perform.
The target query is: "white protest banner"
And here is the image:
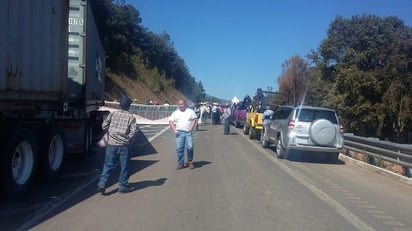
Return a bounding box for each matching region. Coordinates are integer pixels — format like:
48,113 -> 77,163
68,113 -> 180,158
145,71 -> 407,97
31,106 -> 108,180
102,101 -> 178,124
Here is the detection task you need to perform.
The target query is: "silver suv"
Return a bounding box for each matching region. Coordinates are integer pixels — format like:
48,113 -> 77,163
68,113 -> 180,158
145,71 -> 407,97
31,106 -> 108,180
261,105 -> 344,162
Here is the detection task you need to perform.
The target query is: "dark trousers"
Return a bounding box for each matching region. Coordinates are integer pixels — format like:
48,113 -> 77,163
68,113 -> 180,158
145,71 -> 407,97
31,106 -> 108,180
224,118 -> 230,135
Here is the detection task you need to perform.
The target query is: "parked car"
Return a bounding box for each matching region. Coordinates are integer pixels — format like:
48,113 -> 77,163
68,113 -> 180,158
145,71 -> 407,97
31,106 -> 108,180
261,105 -> 344,162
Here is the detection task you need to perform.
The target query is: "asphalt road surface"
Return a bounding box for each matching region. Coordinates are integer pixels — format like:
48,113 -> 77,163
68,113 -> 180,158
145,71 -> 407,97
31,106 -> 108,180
1,123 -> 412,231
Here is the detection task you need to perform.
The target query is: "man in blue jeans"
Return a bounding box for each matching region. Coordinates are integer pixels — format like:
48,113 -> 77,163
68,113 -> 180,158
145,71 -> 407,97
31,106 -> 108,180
98,96 -> 137,195
221,105 -> 232,135
169,99 -> 198,170
260,105 -> 274,142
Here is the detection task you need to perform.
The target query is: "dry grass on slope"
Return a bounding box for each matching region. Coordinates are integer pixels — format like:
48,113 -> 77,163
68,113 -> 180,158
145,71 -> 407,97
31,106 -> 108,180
104,72 -> 190,105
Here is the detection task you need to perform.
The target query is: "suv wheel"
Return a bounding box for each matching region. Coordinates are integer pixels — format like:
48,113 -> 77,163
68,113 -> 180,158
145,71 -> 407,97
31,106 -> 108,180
327,152 -> 339,163
275,139 -> 285,159
262,130 -> 269,148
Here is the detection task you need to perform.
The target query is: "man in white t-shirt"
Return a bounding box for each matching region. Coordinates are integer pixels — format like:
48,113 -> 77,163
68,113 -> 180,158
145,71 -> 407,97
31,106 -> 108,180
169,99 -> 198,169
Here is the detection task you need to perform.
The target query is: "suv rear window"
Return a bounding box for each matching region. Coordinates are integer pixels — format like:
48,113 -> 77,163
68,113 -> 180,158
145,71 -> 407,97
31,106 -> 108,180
273,107 -> 293,120
296,109 -> 338,124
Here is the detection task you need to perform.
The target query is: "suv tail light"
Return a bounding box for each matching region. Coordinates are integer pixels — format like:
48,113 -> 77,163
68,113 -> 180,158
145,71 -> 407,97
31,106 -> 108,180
339,123 -> 344,134
288,120 -> 295,128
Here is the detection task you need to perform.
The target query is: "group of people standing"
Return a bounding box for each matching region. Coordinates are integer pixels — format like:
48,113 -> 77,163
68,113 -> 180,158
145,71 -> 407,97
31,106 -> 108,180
96,97 -> 233,195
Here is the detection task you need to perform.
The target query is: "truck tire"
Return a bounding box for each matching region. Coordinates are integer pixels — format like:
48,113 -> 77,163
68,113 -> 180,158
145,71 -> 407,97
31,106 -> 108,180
1,128 -> 39,198
243,123 -> 249,135
249,126 -> 256,139
39,126 -> 65,181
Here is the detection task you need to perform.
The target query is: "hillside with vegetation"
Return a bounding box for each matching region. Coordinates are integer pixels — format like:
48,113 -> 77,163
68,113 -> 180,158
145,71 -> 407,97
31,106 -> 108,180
90,1 -> 214,104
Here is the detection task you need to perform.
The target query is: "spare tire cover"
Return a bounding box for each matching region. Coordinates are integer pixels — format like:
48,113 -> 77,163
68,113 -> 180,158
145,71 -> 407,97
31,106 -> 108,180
310,119 -> 336,146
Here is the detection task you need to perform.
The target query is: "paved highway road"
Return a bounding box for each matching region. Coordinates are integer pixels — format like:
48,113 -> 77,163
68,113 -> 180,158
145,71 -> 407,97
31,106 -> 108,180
1,123 -> 412,231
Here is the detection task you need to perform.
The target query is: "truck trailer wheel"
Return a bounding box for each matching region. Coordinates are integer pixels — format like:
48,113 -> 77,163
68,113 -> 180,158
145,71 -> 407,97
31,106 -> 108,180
1,129 -> 39,197
39,127 -> 65,181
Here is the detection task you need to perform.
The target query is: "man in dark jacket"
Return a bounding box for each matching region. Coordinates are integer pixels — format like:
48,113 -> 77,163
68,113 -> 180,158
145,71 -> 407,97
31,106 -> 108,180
97,96 -> 137,195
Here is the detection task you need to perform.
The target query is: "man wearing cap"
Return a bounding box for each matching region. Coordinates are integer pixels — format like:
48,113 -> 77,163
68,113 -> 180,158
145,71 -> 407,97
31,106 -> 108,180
98,96 -> 137,195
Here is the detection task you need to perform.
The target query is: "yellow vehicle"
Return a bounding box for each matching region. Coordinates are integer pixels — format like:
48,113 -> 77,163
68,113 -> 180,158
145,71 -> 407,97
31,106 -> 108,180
243,103 -> 264,139
243,89 -> 280,139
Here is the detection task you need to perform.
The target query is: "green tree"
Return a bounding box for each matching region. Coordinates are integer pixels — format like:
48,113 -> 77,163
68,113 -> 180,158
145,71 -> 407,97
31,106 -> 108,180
310,14 -> 412,140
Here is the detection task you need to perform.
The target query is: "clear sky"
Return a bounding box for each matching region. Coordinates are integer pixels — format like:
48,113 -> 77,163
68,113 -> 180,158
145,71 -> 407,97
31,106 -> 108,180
130,0 -> 412,101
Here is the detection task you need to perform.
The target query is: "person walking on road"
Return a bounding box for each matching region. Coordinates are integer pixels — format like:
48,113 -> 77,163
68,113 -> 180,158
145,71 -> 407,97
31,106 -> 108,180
221,105 -> 232,135
194,103 -> 201,130
98,96 -> 137,195
169,99 -> 198,170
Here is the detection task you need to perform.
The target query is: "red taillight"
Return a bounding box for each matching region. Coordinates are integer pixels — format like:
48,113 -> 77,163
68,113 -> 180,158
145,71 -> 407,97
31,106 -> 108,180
255,115 -> 259,123
339,123 -> 344,134
288,120 -> 295,128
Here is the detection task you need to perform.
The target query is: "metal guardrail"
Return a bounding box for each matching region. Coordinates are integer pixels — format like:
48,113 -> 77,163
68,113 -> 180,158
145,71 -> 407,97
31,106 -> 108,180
343,133 -> 412,177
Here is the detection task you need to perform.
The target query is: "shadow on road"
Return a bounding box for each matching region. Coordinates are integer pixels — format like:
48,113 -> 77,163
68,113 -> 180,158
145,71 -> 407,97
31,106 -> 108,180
103,178 -> 167,196
129,139 -> 158,157
267,147 -> 345,165
193,161 -> 212,169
